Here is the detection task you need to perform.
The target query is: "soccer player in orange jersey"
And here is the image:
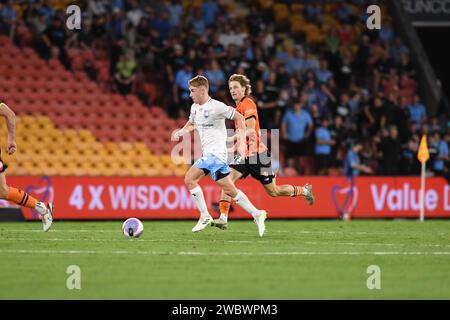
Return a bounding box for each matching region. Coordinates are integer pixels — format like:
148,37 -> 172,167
172,76 -> 267,236
0,102 -> 54,231
211,75 -> 315,230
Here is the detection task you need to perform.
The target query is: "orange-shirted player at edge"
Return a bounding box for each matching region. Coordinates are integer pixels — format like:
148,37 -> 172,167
0,102 -> 54,231
211,74 -> 315,230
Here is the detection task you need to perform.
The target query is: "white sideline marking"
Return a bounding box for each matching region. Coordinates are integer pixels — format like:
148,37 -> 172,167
2,229 -> 434,236
1,249 -> 450,256
1,238 -> 449,248
0,238 -> 256,244
3,229 -> 119,233
304,241 -> 450,248
0,229 -> 394,235
305,241 -> 396,246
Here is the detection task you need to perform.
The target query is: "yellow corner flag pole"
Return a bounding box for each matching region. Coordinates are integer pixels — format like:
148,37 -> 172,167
417,134 -> 430,222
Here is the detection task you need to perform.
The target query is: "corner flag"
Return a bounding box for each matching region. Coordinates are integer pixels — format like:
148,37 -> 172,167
417,134 -> 429,163
417,134 -> 429,222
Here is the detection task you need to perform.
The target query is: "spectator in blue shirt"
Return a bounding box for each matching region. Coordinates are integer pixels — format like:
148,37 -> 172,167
0,0 -> 16,21
430,117 -> 444,134
304,79 -> 320,109
315,117 -> 335,175
431,131 -> 449,175
109,8 -> 126,40
315,59 -> 333,83
202,0 -> 219,26
111,0 -> 125,11
348,91 -> 361,116
336,4 -> 352,22
317,83 -> 336,113
390,37 -> 409,65
150,11 -> 171,40
174,64 -> 193,117
0,0 -> 16,39
305,3 -> 323,24
304,51 -> 320,71
344,141 -> 373,177
39,0 -> 55,24
275,40 -> 290,65
281,99 -> 313,174
379,21 -> 394,43
166,0 -> 183,28
191,9 -> 206,35
204,60 -> 226,94
408,95 -> 427,127
286,47 -> 306,76
400,136 -> 420,175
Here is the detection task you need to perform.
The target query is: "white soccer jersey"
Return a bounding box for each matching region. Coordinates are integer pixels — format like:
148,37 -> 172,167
189,98 -> 236,162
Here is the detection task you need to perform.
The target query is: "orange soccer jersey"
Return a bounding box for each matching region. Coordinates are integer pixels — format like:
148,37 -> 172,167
234,97 -> 267,157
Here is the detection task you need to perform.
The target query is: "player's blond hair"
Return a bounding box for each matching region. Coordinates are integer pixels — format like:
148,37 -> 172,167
189,75 -> 209,88
229,74 -> 252,97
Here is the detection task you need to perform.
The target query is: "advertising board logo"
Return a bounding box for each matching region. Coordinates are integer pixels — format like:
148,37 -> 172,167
25,176 -> 54,219
331,177 -> 359,215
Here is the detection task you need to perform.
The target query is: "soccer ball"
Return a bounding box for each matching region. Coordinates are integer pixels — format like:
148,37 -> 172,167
122,218 -> 144,238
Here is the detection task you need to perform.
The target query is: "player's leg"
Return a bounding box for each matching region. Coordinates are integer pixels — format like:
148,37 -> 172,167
215,174 -> 267,237
263,180 -> 315,205
184,165 -> 213,232
211,169 -> 243,230
263,180 -> 296,197
0,171 -> 54,231
248,152 -> 316,205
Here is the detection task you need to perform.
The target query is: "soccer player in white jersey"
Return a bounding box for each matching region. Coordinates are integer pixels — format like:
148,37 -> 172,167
172,75 -> 267,236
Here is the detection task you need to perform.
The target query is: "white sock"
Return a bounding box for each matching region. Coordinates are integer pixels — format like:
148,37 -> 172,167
190,186 -> 210,218
35,202 -> 47,216
220,214 -> 228,222
233,190 -> 261,218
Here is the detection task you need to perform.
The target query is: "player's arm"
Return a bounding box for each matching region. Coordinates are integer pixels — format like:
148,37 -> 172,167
316,138 -> 329,144
226,135 -> 238,143
171,120 -> 194,141
364,104 -> 375,124
356,164 -> 373,174
244,116 -> 258,152
0,102 -> 17,154
316,134 -> 335,145
351,160 -> 373,174
228,116 -> 257,142
232,111 -> 247,156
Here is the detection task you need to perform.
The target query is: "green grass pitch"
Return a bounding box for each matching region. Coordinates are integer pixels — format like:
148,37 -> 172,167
1,219 -> 450,299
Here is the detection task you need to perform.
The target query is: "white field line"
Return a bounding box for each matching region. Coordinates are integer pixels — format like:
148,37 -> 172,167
0,229 -> 394,234
1,229 -> 432,236
0,238 -> 256,244
2,229 -> 123,233
1,249 -> 450,256
0,238 -> 449,248
304,241 -> 450,248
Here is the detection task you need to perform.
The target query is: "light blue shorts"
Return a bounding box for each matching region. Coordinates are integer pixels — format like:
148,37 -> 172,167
193,153 -> 231,181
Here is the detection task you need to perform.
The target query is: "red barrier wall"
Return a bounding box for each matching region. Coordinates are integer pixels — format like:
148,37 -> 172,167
3,176 -> 450,220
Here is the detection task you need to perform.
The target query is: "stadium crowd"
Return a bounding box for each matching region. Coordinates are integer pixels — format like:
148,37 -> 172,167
1,0 -> 449,179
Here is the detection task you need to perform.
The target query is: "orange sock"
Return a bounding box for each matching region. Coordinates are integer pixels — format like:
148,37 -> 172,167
6,187 -> 38,208
219,200 -> 230,216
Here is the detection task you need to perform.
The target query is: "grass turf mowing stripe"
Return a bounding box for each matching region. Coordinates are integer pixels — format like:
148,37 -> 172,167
2,238 -> 450,248
1,229 -> 410,235
0,237 -> 257,243
2,249 -> 450,255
